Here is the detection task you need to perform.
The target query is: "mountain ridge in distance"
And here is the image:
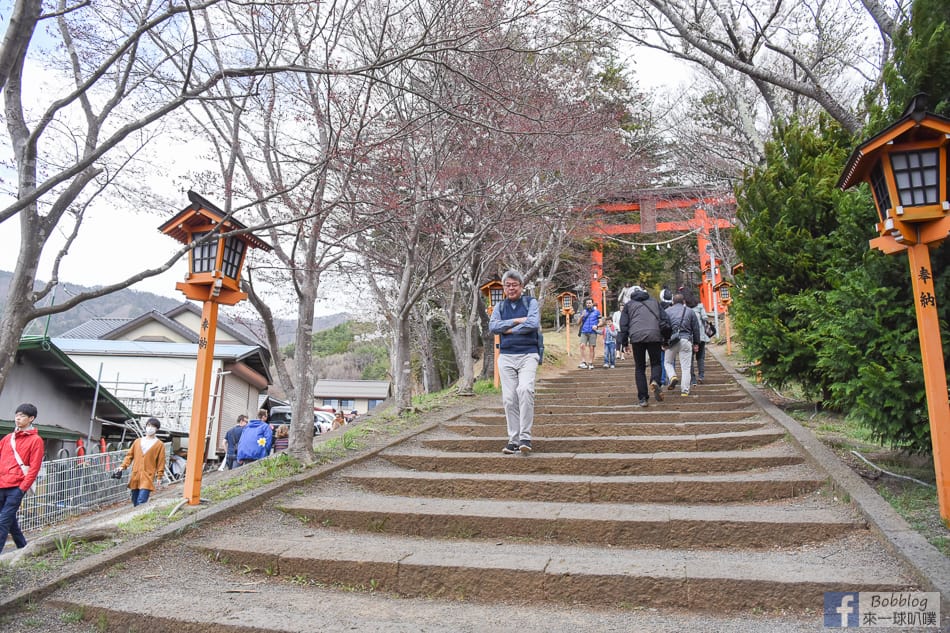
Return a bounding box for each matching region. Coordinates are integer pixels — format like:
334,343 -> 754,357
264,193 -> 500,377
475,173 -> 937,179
0,270 -> 346,347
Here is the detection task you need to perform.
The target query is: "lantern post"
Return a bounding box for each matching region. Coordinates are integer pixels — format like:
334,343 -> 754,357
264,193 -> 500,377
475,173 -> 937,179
838,94 -> 950,521
480,280 -> 504,389
557,291 -> 578,357
159,191 -> 271,505
714,280 -> 734,355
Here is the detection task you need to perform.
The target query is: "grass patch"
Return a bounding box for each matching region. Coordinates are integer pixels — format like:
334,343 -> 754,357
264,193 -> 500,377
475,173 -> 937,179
203,453 -> 307,502
61,607 -> 84,623
472,379 -> 499,395
54,535 -> 77,560
877,483 -> 950,555
118,507 -> 173,536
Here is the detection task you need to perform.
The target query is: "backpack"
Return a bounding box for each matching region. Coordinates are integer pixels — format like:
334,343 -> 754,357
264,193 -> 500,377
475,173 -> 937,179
521,296 -> 544,364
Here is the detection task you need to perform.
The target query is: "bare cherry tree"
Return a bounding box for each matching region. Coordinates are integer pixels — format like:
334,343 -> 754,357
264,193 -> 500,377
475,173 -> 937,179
0,0 -> 562,440
582,0 -> 905,136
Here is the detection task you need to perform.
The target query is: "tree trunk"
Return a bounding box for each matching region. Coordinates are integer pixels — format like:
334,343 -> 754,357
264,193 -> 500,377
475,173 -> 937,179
287,288 -> 317,464
391,315 -> 413,411
415,308 -> 443,393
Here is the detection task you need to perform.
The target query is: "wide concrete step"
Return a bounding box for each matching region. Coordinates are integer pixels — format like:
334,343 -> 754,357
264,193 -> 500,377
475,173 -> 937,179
468,410 -> 759,425
536,382 -> 742,394
343,464 -> 826,502
279,491 -> 863,548
540,374 -> 735,387
531,401 -> 754,413
442,420 -> 767,437
421,428 -> 785,453
189,532 -> 911,610
379,446 -> 805,475
534,393 -> 751,405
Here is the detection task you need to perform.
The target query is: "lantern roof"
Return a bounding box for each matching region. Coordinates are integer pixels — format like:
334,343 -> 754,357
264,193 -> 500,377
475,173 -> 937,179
158,191 -> 272,252
479,279 -> 503,292
838,94 -> 950,191
713,279 -> 734,290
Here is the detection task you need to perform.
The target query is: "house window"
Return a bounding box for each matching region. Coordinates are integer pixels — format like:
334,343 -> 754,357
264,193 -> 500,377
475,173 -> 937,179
322,399 -> 338,409
367,399 -> 384,410
340,399 -> 355,410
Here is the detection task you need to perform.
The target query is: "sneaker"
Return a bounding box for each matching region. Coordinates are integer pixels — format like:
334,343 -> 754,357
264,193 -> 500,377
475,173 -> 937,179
610,365 -> 615,369
588,365 -> 593,370
519,440 -> 532,454
638,399 -> 648,407
603,364 -> 609,369
698,377 -> 704,384
502,443 -> 518,454
578,362 -> 588,369
668,376 -> 679,391
650,380 -> 663,402
681,391 -> 690,397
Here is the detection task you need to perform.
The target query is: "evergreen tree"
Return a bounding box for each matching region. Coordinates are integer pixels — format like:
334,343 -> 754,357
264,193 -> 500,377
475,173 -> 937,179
732,117 -> 866,401
733,0 -> 950,451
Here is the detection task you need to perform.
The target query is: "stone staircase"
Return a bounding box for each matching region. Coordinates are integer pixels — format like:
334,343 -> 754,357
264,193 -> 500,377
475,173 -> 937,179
43,355 -> 922,630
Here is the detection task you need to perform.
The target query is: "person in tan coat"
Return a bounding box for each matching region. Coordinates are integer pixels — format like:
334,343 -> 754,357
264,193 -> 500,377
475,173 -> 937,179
113,418 -> 166,506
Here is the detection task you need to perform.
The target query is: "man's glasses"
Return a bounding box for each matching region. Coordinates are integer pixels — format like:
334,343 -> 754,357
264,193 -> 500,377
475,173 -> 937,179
503,283 -> 521,288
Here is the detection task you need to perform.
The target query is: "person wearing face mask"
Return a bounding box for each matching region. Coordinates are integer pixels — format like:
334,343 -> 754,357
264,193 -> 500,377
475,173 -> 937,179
113,418 -> 166,506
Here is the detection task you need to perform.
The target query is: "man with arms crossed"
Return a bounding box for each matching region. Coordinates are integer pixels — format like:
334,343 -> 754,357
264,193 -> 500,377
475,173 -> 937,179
489,270 -> 541,455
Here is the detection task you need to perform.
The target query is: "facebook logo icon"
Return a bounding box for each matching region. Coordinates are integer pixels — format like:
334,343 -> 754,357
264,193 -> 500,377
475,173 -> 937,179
824,592 -> 860,627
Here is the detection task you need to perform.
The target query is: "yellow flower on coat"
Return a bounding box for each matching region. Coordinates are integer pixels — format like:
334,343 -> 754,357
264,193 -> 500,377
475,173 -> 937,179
257,437 -> 266,446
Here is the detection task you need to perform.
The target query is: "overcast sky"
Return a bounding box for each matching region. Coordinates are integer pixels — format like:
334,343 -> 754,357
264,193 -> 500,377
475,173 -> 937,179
0,33 -> 690,320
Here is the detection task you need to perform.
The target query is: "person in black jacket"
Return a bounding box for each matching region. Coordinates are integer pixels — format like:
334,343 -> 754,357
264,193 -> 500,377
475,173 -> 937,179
663,293 -> 702,396
618,287 -> 669,406
224,415 -> 248,470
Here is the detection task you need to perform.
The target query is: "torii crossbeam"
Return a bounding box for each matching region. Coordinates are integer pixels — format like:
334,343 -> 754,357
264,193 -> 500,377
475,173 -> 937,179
588,186 -> 735,313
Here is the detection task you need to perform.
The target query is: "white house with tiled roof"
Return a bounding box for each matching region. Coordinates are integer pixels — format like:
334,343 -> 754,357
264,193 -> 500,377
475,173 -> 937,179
56,303 -> 271,462
313,380 -> 390,414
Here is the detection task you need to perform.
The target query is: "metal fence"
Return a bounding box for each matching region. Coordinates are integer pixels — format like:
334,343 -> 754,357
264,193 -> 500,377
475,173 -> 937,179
17,445 -> 172,533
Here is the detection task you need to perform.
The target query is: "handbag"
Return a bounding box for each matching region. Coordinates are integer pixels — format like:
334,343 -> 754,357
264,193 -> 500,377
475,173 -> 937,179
9,433 -> 38,494
520,296 -> 544,364
668,307 -> 690,345
704,320 -> 717,338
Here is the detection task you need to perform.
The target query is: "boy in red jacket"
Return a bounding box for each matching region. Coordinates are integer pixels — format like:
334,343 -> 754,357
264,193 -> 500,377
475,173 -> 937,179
0,403 -> 44,553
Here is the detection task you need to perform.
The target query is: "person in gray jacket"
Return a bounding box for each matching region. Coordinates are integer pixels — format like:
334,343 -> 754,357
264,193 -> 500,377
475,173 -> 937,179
618,287 -> 669,406
684,288 -> 711,384
664,293 -> 702,396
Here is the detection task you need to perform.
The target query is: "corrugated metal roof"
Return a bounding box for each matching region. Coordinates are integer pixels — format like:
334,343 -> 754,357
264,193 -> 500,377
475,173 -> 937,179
52,338 -> 260,359
313,380 -> 391,399
51,338 -> 272,383
15,337 -> 137,421
59,318 -> 132,339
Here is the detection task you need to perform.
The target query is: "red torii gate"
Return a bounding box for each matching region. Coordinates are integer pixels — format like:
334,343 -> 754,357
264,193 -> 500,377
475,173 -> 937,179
588,186 -> 735,313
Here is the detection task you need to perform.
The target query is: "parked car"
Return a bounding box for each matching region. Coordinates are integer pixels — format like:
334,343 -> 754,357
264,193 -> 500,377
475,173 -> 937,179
313,410 -> 334,434
268,406 -> 331,436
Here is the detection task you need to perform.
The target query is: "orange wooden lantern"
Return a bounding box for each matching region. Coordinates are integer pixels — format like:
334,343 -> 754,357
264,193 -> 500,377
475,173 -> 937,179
479,280 -> 504,316
159,191 -> 271,505
479,279 -> 505,387
839,94 -> 950,520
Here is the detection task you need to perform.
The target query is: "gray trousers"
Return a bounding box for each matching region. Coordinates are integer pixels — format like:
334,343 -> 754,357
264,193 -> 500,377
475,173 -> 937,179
498,352 -> 539,444
663,339 -> 693,393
